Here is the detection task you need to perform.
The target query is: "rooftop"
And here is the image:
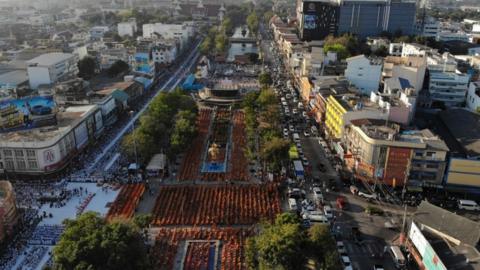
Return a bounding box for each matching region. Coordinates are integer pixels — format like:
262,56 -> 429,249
0,105 -> 97,146
0,70 -> 28,86
350,119 -> 448,150
439,109 -> 480,157
26,53 -> 74,66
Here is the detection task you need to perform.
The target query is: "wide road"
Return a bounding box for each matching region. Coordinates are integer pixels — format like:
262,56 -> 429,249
87,40 -> 202,172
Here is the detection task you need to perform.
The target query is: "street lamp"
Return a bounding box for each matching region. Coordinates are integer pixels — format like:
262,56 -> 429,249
129,110 -> 139,175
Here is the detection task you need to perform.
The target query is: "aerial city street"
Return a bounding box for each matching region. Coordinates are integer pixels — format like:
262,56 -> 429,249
0,0 -> 479,269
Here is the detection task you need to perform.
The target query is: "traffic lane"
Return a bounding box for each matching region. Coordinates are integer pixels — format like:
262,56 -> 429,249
301,136 -> 338,179
333,194 -> 400,270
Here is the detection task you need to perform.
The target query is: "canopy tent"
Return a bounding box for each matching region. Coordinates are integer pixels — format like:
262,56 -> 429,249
289,145 -> 299,160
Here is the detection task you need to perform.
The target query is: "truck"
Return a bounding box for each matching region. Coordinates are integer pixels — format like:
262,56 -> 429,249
293,160 -> 304,179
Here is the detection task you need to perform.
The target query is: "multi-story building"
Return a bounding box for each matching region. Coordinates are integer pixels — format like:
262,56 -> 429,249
427,53 -> 469,107
337,0 -> 417,38
344,55 -> 382,95
26,53 -> 78,89
89,26 -> 109,41
0,105 -> 104,175
296,0 -> 340,41
344,119 -> 448,186
0,181 -> 18,242
401,43 -> 435,57
466,81 -> 480,113
99,48 -> 132,71
117,19 -> 137,37
416,16 -> 439,38
428,71 -> 469,107
152,42 -> 178,65
142,22 -> 194,51
382,55 -> 427,92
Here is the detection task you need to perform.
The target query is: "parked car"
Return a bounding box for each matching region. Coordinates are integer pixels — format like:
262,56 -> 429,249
302,157 -> 309,167
336,241 -> 347,254
373,264 -> 385,270
301,199 -> 315,211
313,187 -> 324,202
323,205 -> 333,219
358,191 -> 377,200
283,128 -> 289,137
365,206 -> 384,216
303,130 -> 310,137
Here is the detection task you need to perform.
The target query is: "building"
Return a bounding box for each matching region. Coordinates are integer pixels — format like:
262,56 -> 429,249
437,31 -> 470,42
337,0 -> 417,39
296,0 -> 340,41
415,16 -> 439,38
142,22 -> 193,50
0,105 -> 104,175
388,43 -> 403,56
54,78 -> 92,106
152,42 -> 178,65
89,26 -> 109,40
428,71 -> 469,107
0,181 -> 18,242
382,55 -> 427,93
26,53 -> 78,89
344,55 -> 382,94
117,19 -> 137,37
172,0 -> 226,21
407,201 -> 480,270
99,48 -> 131,71
466,81 -> 480,113
401,43 -> 435,57
344,119 -> 448,186
439,109 -> 480,192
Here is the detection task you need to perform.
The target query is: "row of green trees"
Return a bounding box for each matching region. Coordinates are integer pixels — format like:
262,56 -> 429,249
246,213 -> 341,270
243,73 -> 289,172
51,212 -> 151,270
121,89 -> 197,164
200,21 -> 230,55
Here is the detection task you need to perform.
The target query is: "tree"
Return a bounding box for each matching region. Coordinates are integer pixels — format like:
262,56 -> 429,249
107,60 -> 129,77
200,38 -> 213,55
247,11 -> 259,35
373,45 -> 388,57
258,72 -> 273,86
324,43 -> 350,60
260,137 -> 290,171
77,56 -> 96,79
246,213 -> 306,270
215,33 -> 228,53
53,212 -> 149,270
221,17 -> 234,35
263,11 -> 274,24
308,224 -> 341,270
133,214 -> 152,229
170,110 -> 197,157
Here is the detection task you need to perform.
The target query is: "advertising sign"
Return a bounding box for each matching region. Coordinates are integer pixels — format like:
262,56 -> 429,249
0,96 -> 56,131
409,222 -> 447,270
43,148 -> 56,165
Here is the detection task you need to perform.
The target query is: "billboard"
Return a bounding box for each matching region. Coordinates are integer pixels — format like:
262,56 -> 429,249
409,222 -> 447,270
0,96 -> 56,131
300,1 -> 339,41
446,158 -> 480,188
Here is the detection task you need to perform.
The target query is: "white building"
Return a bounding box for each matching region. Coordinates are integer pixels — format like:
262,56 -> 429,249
345,55 -> 382,95
389,43 -> 403,56
436,31 -> 469,42
118,19 -> 137,37
401,43 -> 435,57
416,17 -> 439,38
0,105 -> 104,174
26,53 -> 78,89
142,23 -> 193,50
382,56 -> 427,93
429,71 -> 469,107
466,81 -> 480,112
89,26 -> 109,40
152,43 -> 177,65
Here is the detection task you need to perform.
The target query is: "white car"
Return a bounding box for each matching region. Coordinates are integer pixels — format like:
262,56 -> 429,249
323,205 -> 333,219
341,256 -> 352,267
292,108 -> 298,115
283,128 -> 289,137
358,191 -> 377,200
336,241 -> 347,254
289,125 -> 295,132
313,187 -> 324,202
302,157 -> 309,167
303,130 -> 310,137
302,111 -> 308,118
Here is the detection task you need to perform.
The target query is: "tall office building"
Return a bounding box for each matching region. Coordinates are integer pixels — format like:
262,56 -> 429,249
297,0 -> 340,41
297,0 -> 417,40
338,0 -> 417,38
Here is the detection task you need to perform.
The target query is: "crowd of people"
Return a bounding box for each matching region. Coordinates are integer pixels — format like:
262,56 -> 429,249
27,225 -> 63,246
